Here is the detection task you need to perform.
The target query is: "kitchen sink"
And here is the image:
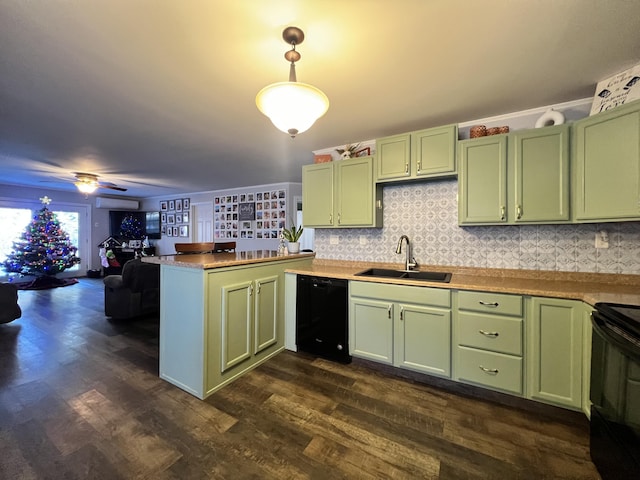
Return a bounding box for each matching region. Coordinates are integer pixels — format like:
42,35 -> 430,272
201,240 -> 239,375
355,268 -> 452,283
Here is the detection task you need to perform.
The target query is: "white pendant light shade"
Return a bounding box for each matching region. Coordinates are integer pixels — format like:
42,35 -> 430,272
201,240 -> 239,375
256,81 -> 329,137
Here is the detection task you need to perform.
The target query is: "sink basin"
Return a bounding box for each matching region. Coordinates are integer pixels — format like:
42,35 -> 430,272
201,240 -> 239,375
355,268 -> 452,283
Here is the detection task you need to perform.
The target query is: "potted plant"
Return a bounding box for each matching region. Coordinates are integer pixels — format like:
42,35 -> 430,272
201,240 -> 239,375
282,224 -> 304,253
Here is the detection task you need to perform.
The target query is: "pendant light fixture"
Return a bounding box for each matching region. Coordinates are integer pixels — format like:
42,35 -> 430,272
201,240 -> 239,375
74,173 -> 99,194
256,26 -> 329,138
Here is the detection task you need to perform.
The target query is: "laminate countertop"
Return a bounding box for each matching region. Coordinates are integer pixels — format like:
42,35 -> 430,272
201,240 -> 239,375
142,250 -> 315,270
285,259 -> 640,307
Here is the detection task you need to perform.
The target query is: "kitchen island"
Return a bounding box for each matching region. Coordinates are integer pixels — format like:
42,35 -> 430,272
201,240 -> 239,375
143,251 -> 314,399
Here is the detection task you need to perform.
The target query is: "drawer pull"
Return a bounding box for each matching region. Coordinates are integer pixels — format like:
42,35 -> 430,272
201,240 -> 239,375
388,305 -> 392,319
479,365 -> 499,375
478,301 -> 499,308
479,329 -> 499,338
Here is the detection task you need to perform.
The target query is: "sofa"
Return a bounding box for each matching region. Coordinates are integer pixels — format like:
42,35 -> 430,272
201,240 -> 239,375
103,259 -> 160,319
0,283 -> 22,324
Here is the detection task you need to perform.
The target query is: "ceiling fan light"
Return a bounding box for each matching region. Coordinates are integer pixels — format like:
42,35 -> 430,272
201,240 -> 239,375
75,181 -> 98,194
256,81 -> 329,137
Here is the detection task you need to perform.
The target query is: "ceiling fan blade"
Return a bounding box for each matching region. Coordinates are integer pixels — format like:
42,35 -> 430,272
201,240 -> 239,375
100,184 -> 128,192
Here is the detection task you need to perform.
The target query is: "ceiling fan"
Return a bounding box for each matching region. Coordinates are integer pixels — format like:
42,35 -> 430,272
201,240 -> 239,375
73,172 -> 127,194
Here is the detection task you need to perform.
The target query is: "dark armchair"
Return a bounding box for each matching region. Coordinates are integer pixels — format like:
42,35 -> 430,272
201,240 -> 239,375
0,283 -> 21,324
103,259 -> 160,319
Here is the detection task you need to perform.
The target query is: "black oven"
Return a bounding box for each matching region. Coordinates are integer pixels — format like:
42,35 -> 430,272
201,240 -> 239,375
590,302 -> 640,479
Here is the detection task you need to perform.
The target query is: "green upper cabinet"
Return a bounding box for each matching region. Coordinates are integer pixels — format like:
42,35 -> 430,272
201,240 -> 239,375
302,156 -> 382,228
511,124 -> 570,223
459,125 -> 570,225
458,135 -> 508,224
573,99 -> 640,222
302,162 -> 333,227
376,124 -> 458,182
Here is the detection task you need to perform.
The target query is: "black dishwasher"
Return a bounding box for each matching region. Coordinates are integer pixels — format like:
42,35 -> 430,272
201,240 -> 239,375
296,275 -> 351,363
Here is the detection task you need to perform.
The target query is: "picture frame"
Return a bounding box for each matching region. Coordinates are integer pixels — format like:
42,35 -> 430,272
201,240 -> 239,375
161,225 -> 167,234
167,213 -> 175,225
129,240 -> 141,249
183,198 -> 190,210
160,201 -> 168,211
168,200 -> 175,211
356,147 -> 371,157
166,227 -> 173,237
172,226 -> 179,237
176,214 -> 183,224
182,212 -> 189,223
179,225 -> 188,237
161,212 -> 167,223
175,199 -> 183,212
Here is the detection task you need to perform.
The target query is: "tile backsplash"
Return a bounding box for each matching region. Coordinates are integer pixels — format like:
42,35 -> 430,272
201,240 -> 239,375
313,179 -> 640,274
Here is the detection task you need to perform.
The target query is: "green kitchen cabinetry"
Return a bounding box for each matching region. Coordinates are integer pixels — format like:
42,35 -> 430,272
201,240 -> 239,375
302,156 -> 382,228
350,281 -> 452,377
526,297 -> 584,410
376,124 -> 458,182
458,124 -> 570,225
454,290 -> 524,395
573,99 -> 640,222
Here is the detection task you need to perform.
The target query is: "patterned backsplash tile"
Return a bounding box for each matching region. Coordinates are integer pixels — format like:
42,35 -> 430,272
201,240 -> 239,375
314,179 -> 640,274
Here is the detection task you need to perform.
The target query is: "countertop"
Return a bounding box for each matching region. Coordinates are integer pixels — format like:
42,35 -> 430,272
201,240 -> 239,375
142,250 -> 315,269
285,259 -> 640,307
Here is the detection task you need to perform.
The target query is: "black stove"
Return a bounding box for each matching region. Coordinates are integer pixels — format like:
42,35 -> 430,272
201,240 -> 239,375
590,302 -> 640,479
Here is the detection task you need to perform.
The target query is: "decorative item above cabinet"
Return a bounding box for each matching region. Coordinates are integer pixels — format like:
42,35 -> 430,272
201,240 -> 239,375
376,124 -> 458,183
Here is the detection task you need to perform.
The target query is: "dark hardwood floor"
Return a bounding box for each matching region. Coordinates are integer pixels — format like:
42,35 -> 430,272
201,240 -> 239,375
0,278 -> 601,479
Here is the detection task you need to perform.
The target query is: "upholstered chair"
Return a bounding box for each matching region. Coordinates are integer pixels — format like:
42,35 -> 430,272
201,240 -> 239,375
0,283 -> 21,324
103,259 -> 160,319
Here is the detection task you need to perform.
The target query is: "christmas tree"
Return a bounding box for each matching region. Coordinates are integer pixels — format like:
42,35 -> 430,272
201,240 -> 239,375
119,213 -> 144,239
3,196 -> 81,278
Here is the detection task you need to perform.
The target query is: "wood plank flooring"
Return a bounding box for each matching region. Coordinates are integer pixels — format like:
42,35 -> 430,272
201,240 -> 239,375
0,278 -> 601,479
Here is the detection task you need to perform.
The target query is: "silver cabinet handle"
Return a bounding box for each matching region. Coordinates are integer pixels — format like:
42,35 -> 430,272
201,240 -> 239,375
388,305 -> 392,319
417,160 -> 422,172
405,163 -> 409,174
249,284 -> 253,297
479,365 -> 499,374
329,213 -> 333,224
500,206 -> 506,221
256,281 -> 261,294
337,213 -> 341,225
479,330 -> 499,337
516,205 -> 522,219
478,301 -> 499,308
400,307 -> 404,321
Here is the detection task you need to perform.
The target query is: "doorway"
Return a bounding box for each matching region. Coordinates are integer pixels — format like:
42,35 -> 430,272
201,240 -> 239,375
192,202 -> 213,243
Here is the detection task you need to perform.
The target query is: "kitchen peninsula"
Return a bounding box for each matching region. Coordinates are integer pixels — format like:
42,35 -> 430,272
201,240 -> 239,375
143,251 -> 314,399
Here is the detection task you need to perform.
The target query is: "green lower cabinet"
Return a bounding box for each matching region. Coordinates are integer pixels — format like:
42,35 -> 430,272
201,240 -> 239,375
349,281 -> 452,377
526,297 -> 584,410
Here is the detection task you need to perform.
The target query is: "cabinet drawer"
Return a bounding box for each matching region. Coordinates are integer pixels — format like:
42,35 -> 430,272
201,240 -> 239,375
457,290 -> 522,316
457,312 -> 522,355
351,281 -> 450,308
456,346 -> 522,395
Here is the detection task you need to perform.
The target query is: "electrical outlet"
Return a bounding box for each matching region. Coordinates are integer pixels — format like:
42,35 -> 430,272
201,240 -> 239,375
359,235 -> 368,245
595,230 -> 609,249
330,235 -> 339,245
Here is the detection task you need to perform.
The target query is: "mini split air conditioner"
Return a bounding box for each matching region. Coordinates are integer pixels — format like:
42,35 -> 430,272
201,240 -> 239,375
95,196 -> 140,210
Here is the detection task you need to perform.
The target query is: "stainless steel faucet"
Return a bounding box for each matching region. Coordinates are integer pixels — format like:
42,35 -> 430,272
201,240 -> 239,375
395,235 -> 418,271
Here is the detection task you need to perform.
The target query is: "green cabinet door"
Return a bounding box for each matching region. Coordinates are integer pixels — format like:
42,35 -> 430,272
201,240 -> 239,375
254,274 -> 278,354
458,135 -> 508,224
395,303 -> 451,376
220,280 -> 253,372
574,100 -> 640,222
376,133 -> 411,180
413,124 -> 458,178
302,162 -> 334,227
527,297 -> 583,410
512,125 -> 570,223
336,156 -> 380,226
350,297 -> 394,364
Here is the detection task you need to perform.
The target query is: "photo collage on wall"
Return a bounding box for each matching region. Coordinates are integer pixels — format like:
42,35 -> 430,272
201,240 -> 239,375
214,189 -> 286,240
160,197 -> 190,238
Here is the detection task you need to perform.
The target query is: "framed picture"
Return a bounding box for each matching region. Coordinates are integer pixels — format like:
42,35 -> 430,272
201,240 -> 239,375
175,199 -> 183,212
176,214 -> 183,224
168,200 -> 175,211
239,202 -> 255,221
167,213 -> 175,225
161,212 -> 167,223
182,212 -> 189,223
356,147 -> 371,157
129,240 -> 141,249
172,226 -> 179,237
183,198 -> 190,210
160,201 -> 168,211
179,225 -> 188,237
161,225 -> 166,234
166,227 -> 173,237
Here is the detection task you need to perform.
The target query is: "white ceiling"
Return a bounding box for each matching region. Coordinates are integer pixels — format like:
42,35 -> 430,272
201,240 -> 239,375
1,0 -> 639,198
